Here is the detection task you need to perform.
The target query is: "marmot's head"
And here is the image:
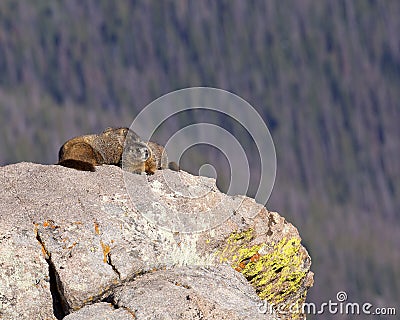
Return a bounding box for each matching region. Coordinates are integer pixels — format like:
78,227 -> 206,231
122,141 -> 151,173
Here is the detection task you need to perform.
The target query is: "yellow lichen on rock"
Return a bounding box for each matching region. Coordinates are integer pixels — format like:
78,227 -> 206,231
243,238 -> 306,301
217,228 -> 310,319
218,228 -> 260,264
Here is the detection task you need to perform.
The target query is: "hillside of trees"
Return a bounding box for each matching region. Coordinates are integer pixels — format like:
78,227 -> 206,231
0,1 -> 399,318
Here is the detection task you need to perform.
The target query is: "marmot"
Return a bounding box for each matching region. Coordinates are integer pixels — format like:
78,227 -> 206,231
58,127 -> 178,174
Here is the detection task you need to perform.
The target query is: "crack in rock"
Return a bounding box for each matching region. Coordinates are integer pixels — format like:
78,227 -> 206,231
97,222 -> 121,279
106,251 -> 121,279
35,227 -> 70,319
101,293 -> 136,318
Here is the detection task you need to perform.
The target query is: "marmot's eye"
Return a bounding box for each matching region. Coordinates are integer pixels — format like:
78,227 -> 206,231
144,149 -> 149,159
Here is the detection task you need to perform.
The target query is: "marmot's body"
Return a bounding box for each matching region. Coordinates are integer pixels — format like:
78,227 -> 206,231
58,127 -> 129,171
58,127 -> 178,174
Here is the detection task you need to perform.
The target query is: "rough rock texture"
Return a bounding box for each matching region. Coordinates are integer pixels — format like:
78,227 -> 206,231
64,266 -> 275,320
0,162 -> 313,319
63,302 -> 134,320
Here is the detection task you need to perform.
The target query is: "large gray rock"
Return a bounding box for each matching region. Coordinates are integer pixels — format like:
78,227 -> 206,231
0,163 -> 313,319
64,266 -> 273,320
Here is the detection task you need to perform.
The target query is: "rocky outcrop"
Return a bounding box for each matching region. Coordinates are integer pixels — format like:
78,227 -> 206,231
0,163 -> 313,319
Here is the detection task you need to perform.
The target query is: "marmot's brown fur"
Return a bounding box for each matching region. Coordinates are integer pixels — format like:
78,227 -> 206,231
58,127 -> 179,174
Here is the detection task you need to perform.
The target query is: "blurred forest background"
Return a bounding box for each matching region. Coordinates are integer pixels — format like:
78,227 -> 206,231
0,1 -> 399,318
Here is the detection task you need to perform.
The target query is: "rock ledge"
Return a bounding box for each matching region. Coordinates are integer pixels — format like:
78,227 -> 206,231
0,163 -> 313,319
